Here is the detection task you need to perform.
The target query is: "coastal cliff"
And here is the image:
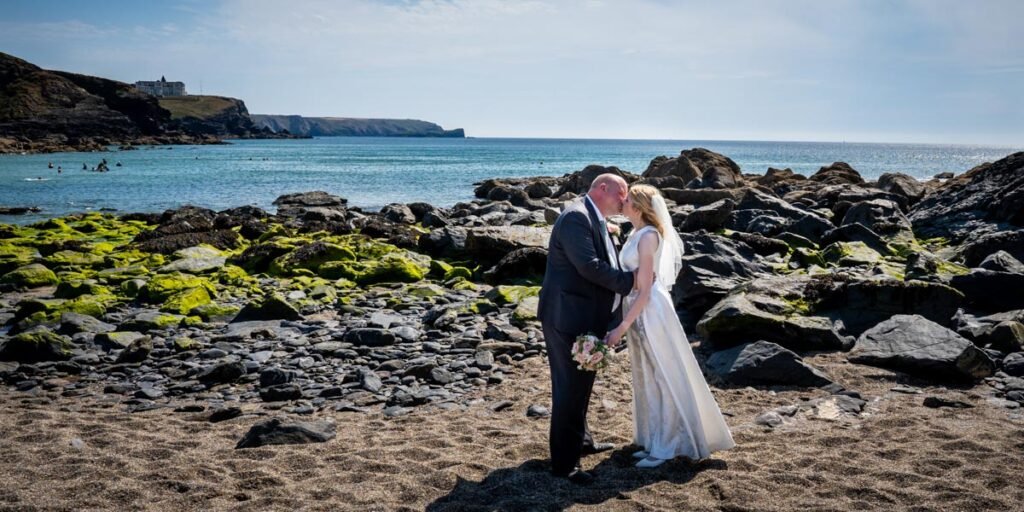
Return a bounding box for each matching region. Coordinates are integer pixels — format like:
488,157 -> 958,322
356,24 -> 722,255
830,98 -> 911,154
158,95 -> 292,139
252,114 -> 465,138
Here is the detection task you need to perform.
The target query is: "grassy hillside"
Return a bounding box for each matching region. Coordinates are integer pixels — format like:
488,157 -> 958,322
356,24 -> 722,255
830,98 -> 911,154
158,95 -> 238,120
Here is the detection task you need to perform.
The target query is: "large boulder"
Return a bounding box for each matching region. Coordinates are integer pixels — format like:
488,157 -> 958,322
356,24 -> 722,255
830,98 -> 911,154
680,199 -> 735,232
643,148 -> 744,189
233,295 -> 302,322
482,247 -> 547,285
950,269 -> 1024,313
849,315 -> 995,382
465,226 -> 550,266
810,162 -> 865,185
272,191 -> 348,219
672,233 -> 768,325
695,275 -> 849,352
133,206 -> 241,254
810,277 -> 964,336
555,165 -> 636,196
706,340 -> 834,387
840,199 -> 914,243
909,152 -> 1024,242
959,230 -> 1024,267
417,227 -> 468,259
877,173 -> 926,205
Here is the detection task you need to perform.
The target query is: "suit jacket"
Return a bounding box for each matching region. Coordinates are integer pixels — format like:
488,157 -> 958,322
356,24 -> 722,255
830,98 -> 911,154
538,197 -> 635,337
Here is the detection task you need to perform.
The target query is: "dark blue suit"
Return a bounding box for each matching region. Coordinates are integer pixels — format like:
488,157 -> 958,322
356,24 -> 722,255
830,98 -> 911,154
538,198 -> 635,475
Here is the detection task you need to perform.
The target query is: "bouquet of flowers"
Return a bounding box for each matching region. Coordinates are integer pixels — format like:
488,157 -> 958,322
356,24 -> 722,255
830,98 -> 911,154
571,333 -> 612,372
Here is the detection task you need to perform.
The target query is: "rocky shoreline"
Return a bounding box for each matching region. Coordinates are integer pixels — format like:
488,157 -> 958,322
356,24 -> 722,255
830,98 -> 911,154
1,148 -> 1023,425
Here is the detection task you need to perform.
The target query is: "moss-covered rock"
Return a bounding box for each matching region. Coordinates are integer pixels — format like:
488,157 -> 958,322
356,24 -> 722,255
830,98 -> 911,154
0,330 -> 73,362
408,283 -> 445,298
173,336 -> 201,352
821,242 -> 882,267
97,264 -> 150,283
512,296 -> 539,325
142,272 -> 216,302
192,303 -> 242,322
356,254 -> 426,285
0,244 -> 40,274
160,286 -> 213,315
45,250 -> 105,268
444,266 -> 473,281
55,280 -> 112,299
119,311 -> 185,332
429,259 -> 453,278
119,278 -> 148,298
269,241 -> 356,276
484,285 -> 541,305
1,263 -> 58,288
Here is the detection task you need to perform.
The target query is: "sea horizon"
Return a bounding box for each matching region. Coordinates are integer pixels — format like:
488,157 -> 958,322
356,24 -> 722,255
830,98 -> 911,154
1,136 -> 1021,224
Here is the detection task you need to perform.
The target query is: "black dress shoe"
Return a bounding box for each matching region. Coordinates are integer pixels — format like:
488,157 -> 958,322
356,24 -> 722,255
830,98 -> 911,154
580,442 -> 616,455
565,469 -> 595,486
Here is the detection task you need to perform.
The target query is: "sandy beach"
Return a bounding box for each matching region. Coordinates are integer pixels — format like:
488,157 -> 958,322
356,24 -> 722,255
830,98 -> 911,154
2,347 -> 1022,512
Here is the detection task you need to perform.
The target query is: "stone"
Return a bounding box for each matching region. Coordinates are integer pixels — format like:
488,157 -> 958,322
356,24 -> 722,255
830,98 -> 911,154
527,404 -> 551,417
260,367 -> 296,387
381,204 -> 416,224
115,336 -> 153,363
979,321 -> 1024,353
840,199 -> 914,242
95,331 -> 147,351
235,417 -> 335,449
0,330 -> 73,362
755,411 -> 784,428
909,152 -> 1024,242
680,199 -> 735,232
209,407 -> 243,423
979,251 -> 1024,274
706,341 -> 834,387
260,383 -> 302,402
642,148 -> 743,189
465,226 -> 551,266
482,247 -> 547,285
359,369 -> 383,392
58,311 -> 115,335
696,279 -> 848,352
922,396 -> 973,409
950,269 -> 1024,313
810,162 -> 865,185
1004,352 -> 1024,377
849,315 -> 995,382
197,361 -> 247,385
233,295 -> 302,322
343,328 -> 396,347
1,263 -> 58,288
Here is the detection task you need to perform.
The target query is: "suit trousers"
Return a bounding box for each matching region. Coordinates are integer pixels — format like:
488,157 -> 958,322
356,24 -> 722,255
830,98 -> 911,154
542,322 -> 597,475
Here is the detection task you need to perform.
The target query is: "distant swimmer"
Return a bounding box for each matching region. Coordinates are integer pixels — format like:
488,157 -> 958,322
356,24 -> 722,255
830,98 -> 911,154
57,166 -> 62,173
116,162 -> 122,167
48,162 -> 54,169
82,163 -> 87,170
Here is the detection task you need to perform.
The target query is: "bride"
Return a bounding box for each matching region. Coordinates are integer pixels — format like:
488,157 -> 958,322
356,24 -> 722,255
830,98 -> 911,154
605,184 -> 735,468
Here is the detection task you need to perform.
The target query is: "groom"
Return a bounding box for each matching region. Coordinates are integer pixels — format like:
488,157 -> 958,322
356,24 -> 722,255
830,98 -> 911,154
538,173 -> 636,484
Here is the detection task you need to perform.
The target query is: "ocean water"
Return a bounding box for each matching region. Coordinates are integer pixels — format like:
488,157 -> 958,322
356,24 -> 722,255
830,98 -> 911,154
0,137 -> 1020,224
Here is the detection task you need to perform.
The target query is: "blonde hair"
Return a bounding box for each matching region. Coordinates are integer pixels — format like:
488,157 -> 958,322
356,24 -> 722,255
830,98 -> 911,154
628,184 -> 666,235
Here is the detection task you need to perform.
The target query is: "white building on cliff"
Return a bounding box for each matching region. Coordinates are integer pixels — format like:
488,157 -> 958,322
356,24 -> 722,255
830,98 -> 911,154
134,76 -> 186,97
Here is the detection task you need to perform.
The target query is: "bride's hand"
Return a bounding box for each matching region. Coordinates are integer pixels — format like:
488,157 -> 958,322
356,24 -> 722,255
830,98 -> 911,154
605,324 -> 627,348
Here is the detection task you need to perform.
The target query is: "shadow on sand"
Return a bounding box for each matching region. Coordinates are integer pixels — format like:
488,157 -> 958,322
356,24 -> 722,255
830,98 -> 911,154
426,448 -> 728,511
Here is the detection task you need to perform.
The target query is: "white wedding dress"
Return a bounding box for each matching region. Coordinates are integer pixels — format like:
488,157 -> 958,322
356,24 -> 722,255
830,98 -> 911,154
620,224 -> 735,460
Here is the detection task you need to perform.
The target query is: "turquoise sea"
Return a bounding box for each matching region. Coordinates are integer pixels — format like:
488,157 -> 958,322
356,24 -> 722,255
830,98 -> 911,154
0,137 -> 1020,224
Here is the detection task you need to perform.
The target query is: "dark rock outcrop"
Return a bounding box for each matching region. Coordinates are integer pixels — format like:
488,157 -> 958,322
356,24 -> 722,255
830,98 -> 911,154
642,148 -> 744,189
706,340 -> 834,387
849,315 -> 995,382
252,115 -> 464,138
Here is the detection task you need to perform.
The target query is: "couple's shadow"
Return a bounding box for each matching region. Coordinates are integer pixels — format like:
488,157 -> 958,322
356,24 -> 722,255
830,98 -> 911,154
425,448 -> 727,511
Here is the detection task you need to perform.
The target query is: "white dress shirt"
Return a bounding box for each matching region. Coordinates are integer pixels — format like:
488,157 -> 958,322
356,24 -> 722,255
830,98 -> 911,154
585,195 -> 622,312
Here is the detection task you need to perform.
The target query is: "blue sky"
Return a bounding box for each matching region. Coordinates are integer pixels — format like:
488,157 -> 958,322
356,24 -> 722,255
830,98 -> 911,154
2,0 -> 1022,144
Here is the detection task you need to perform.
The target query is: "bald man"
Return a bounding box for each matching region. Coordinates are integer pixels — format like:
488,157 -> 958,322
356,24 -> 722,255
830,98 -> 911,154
537,173 -> 636,484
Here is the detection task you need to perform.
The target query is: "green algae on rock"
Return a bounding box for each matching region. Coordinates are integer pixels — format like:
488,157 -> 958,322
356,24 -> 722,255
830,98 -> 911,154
1,263 -> 58,288
0,330 -> 73,362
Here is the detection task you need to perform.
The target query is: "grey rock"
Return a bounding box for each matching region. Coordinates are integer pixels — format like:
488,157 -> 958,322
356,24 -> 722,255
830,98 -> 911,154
343,328 -> 396,347
706,341 -> 834,387
58,312 -> 115,335
197,361 -> 247,385
849,315 -> 995,382
235,417 -> 335,448
260,383 -> 302,402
